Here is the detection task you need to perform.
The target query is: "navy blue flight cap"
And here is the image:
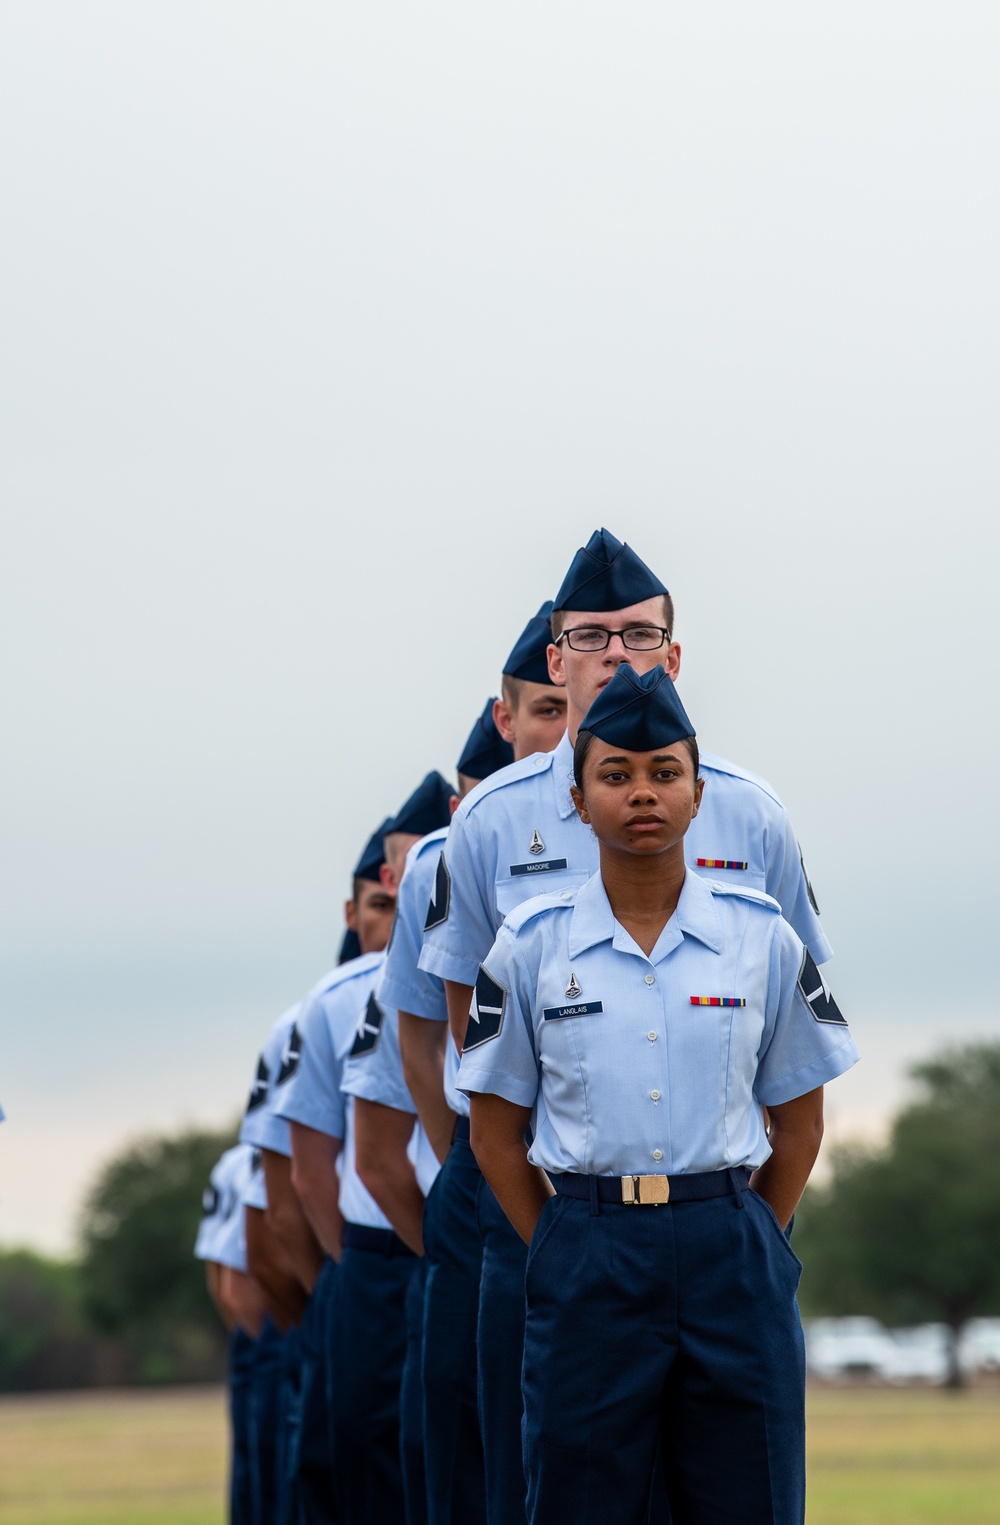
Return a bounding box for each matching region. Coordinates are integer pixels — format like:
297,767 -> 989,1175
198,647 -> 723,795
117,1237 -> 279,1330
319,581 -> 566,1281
353,818 -> 392,883
387,771 -> 455,838
338,927 -> 361,964
457,699 -> 515,781
580,663 -> 694,752
502,601 -> 557,686
553,528 -> 667,613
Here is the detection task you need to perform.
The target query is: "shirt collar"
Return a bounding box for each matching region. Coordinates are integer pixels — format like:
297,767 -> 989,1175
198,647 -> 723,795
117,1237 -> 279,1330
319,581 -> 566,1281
568,866 -> 724,961
551,730 -> 577,820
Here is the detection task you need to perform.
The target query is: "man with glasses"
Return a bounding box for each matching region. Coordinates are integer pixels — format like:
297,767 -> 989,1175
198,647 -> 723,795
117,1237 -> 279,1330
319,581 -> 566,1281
418,526 -> 831,1525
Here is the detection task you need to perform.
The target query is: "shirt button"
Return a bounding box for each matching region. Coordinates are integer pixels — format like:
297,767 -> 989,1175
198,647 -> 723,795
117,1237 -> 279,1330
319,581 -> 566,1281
650,1090 -> 661,1101
647,1030 -> 658,1042
652,1150 -> 663,1162
560,891 -> 572,899
534,756 -> 546,767
644,973 -> 655,986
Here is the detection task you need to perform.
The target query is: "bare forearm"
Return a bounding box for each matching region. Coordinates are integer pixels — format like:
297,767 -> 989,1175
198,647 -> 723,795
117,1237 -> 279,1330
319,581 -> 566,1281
244,1208 -> 307,1329
750,1088 -> 825,1230
353,1098 -> 425,1255
262,1152 -> 323,1292
360,1156 -> 426,1256
221,1268 -> 267,1338
470,1099 -> 552,1245
289,1123 -> 344,1261
399,1012 -> 454,1165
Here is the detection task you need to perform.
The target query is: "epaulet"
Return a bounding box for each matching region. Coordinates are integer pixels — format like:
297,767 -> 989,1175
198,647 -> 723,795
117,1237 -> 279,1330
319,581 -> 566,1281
697,749 -> 786,810
458,751 -> 554,817
408,825 -> 449,867
503,887 -> 578,934
708,880 -> 781,912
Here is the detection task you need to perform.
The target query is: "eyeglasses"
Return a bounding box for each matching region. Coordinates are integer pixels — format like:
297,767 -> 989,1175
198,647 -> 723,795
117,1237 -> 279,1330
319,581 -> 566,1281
554,624 -> 672,653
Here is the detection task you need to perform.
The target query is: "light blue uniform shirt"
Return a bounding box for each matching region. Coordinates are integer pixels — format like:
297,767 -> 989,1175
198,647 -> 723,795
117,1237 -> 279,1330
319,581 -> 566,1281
205,1144 -> 256,1274
341,968 -> 442,1197
379,826 -> 467,1117
194,1143 -> 246,1262
274,952 -> 395,1231
457,870 -> 858,1179
239,1002 -> 304,1159
420,731 -> 832,991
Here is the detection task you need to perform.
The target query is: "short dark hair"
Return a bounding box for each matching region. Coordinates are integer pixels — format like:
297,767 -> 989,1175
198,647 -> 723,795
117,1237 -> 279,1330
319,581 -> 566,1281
572,727 -> 699,790
551,592 -> 675,643
500,673 -> 525,709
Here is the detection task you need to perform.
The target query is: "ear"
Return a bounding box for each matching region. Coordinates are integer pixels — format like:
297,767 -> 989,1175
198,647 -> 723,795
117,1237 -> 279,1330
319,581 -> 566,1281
546,642 -> 566,687
665,641 -> 682,680
344,898 -> 358,931
449,794 -> 460,817
691,776 -> 704,818
379,862 -> 395,892
569,784 -> 589,825
492,697 -> 516,745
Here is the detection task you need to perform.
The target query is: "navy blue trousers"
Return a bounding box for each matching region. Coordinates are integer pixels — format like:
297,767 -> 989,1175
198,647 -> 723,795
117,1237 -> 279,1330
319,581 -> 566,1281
276,1327 -> 303,1525
328,1225 -> 418,1525
229,1327 -> 256,1525
522,1190 -> 806,1525
421,1134 -> 488,1525
248,1317 -> 284,1525
296,1257 -> 340,1525
476,1184 -> 529,1525
401,1256 -> 429,1525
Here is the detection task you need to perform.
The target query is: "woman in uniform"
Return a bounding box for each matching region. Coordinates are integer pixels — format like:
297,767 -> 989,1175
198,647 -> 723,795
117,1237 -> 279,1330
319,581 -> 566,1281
457,661 -> 859,1525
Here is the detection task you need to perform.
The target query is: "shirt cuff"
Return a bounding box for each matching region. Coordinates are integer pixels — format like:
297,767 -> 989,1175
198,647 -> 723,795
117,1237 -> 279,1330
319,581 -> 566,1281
755,1036 -> 860,1107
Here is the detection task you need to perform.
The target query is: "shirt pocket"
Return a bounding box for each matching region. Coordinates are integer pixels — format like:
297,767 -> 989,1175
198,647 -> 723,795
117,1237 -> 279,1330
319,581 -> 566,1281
495,868 -> 590,920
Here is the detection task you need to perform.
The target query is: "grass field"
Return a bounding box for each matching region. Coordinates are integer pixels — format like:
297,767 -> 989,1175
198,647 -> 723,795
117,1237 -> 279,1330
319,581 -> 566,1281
0,1384 -> 998,1524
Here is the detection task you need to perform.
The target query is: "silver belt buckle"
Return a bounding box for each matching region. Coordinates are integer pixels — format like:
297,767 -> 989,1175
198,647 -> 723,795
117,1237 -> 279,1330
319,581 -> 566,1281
621,1174 -> 670,1206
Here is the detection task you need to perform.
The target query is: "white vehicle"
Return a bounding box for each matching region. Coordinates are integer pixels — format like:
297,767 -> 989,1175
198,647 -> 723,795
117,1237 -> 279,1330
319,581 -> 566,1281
882,1324 -> 952,1385
804,1317 -> 895,1381
959,1318 -> 1000,1376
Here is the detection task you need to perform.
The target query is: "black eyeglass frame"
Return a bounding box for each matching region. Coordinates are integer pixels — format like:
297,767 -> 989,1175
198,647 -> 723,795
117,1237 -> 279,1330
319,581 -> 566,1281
552,624 -> 674,652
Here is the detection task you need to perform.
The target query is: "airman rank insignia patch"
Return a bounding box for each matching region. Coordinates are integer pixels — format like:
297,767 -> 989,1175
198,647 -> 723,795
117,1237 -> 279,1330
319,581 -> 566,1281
696,859 -> 748,871
277,1022 -> 303,1084
201,1185 -> 220,1216
464,966 -> 506,1051
424,851 -> 451,931
797,949 -> 846,1025
689,996 -> 746,1007
246,1055 -> 270,1113
349,994 -> 386,1057
250,1148 -> 262,1173
799,846 -> 820,914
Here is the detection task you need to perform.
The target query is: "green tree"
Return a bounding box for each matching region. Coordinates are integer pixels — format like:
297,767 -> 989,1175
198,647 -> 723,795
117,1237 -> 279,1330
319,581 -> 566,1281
78,1124 -> 237,1383
796,1043 -> 1000,1387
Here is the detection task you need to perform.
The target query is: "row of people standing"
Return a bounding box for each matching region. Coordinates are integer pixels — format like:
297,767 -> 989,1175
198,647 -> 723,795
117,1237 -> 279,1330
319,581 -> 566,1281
195,528 -> 858,1525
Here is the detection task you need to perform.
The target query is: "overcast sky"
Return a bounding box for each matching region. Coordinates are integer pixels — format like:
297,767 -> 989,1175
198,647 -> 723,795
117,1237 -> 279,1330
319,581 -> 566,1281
2,3 -> 998,1252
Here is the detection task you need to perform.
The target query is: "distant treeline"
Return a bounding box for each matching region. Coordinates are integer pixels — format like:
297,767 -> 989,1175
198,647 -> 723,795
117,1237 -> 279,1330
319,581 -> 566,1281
4,1043 -> 1000,1390
0,1126 -> 237,1391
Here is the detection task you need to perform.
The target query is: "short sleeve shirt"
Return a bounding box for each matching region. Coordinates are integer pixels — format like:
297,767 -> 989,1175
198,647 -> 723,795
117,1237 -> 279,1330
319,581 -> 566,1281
274,952 -> 394,1231
193,1144 -> 245,1262
378,827 -> 467,1117
340,967 -> 441,1197
238,1002 -> 304,1158
211,1144 -> 256,1274
456,869 -> 858,1179
420,732 -> 833,991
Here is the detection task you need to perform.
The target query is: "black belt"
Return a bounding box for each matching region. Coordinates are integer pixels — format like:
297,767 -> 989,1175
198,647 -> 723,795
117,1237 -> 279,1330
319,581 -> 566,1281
342,1222 -> 416,1256
452,1115 -> 471,1144
552,1166 -> 750,1206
